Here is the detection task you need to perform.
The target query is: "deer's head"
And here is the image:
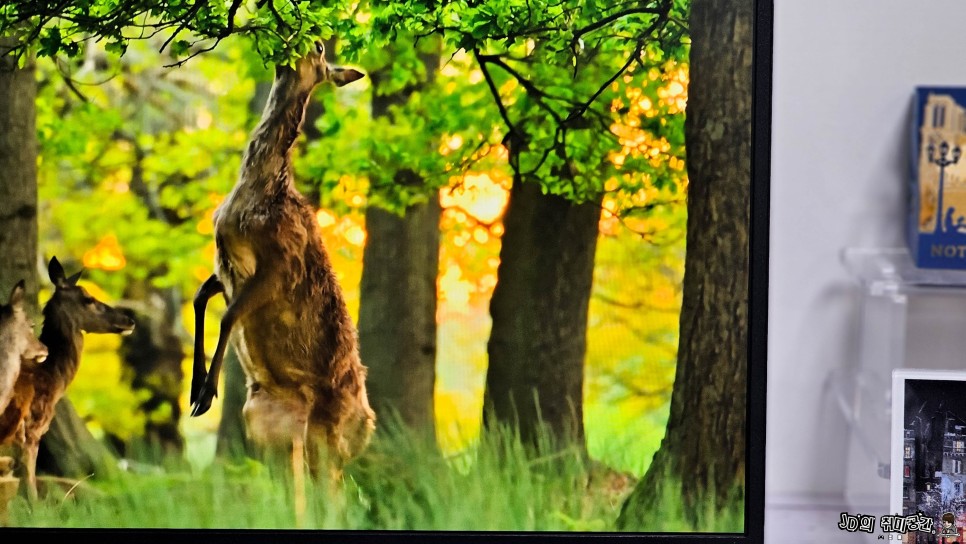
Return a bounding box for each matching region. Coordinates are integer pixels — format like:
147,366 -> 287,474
0,280 -> 47,363
285,41 -> 365,92
46,257 -> 135,336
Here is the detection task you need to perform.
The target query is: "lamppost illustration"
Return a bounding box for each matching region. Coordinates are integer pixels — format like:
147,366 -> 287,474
929,140 -> 961,234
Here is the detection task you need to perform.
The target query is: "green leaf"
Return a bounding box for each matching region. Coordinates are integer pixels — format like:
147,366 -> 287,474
171,39 -> 192,57
38,27 -> 62,57
105,39 -> 128,56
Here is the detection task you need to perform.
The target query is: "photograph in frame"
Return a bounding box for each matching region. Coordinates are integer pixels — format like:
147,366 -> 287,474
891,369 -> 966,542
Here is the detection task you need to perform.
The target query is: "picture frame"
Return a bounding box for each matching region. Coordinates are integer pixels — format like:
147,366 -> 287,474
908,86 -> 966,270
0,0 -> 772,542
890,369 -> 966,542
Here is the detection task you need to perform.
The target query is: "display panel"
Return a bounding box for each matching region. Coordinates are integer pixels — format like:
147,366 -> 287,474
0,0 -> 771,542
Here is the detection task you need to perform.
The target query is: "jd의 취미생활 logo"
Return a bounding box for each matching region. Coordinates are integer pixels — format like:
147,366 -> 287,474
838,511 -> 940,539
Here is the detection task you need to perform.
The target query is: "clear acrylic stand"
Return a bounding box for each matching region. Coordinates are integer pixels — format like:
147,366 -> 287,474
834,247 -> 966,511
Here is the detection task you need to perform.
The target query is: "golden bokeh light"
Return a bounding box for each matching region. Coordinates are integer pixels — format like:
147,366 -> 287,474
196,107 -> 213,130
83,233 -> 127,271
196,193 -> 223,235
439,134 -> 464,155
440,173 -> 510,224
343,223 -> 367,247
438,264 -> 474,310
472,226 -> 489,244
193,265 -> 211,283
316,209 -> 337,228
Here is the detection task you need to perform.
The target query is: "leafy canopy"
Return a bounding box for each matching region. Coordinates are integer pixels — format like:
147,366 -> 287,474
346,0 -> 690,203
4,0 -> 688,200
0,0 -> 354,65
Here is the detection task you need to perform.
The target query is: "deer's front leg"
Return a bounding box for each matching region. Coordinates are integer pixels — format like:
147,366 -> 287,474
21,440 -> 38,502
191,274 -> 224,406
191,268 -> 275,417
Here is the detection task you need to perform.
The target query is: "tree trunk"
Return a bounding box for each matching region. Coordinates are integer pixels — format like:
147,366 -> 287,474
36,399 -> 117,480
0,37 -> 39,317
357,49 -> 441,438
359,199 -> 441,435
483,178 -> 601,447
617,0 -> 752,530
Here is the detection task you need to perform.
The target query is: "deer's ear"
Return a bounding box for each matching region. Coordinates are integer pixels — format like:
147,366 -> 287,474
48,257 -> 66,286
66,269 -> 83,286
8,280 -> 25,309
331,67 -> 365,87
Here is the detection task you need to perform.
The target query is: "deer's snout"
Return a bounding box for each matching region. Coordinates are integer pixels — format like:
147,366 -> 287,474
113,314 -> 136,336
28,343 -> 48,363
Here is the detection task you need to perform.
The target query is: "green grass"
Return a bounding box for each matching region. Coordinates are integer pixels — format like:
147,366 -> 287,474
5,422 -> 738,533
616,470 -> 745,533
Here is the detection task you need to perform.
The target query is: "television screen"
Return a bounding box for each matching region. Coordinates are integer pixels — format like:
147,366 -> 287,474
0,0 -> 770,542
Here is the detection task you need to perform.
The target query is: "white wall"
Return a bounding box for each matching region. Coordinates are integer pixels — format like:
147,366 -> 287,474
769,0 -> 966,500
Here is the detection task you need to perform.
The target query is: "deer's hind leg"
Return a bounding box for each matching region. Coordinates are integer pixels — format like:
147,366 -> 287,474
191,267 -> 277,417
304,401 -> 349,487
190,274 -> 224,407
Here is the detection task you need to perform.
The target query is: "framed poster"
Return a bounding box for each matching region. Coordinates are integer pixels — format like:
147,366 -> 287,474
0,0 -> 770,542
891,369 -> 966,542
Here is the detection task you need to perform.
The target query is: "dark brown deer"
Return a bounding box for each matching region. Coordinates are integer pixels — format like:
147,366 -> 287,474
0,280 -> 48,415
0,257 -> 135,500
190,42 -> 374,483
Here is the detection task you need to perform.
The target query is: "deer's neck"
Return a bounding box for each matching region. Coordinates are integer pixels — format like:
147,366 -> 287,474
237,71 -> 313,196
0,317 -> 21,376
39,305 -> 84,383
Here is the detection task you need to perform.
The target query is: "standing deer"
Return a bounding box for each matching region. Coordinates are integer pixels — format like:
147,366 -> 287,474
190,42 -> 374,484
0,280 -> 48,415
0,257 -> 135,499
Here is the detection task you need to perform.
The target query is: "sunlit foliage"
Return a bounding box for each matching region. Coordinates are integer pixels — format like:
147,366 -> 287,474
21,0 -> 690,479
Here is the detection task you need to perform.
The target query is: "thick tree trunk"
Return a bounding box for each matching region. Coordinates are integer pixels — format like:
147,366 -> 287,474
357,50 -> 441,437
483,178 -> 600,446
359,199 -> 441,434
0,37 -> 39,316
36,400 -> 117,480
617,0 -> 752,530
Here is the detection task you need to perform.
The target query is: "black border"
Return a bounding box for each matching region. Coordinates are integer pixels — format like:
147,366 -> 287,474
745,0 -> 772,542
0,0 -> 773,541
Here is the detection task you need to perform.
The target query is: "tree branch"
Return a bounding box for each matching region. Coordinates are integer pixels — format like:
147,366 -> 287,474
219,0 -> 244,38
573,7 -> 664,39
158,0 -> 206,54
474,48 -> 518,145
557,2 -> 672,126
477,52 -> 576,121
